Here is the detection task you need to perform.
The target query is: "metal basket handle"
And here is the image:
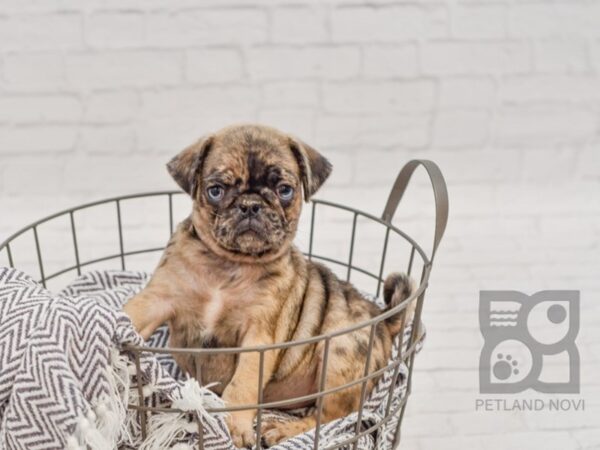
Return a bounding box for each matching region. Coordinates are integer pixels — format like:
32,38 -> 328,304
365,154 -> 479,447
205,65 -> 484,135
381,159 -> 449,262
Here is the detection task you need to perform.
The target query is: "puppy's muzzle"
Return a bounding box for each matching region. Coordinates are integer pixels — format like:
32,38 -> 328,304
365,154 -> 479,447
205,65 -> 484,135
236,218 -> 264,234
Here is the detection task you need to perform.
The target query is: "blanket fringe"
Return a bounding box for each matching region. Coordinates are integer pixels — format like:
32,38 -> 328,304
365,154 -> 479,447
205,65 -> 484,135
67,346 -> 135,450
99,348 -> 133,444
139,378 -> 223,450
171,444 -> 195,450
75,414 -> 112,450
139,416 -> 193,450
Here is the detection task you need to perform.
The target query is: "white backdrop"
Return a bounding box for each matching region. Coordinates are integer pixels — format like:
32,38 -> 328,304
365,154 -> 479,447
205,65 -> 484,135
0,1 -> 599,449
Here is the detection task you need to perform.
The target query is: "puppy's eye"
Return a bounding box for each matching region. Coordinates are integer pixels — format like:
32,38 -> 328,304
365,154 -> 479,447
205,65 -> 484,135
207,185 -> 224,202
277,184 -> 294,201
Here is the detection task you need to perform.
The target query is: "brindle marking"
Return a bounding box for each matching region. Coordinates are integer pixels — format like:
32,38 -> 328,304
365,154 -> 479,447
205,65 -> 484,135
123,124 -> 414,448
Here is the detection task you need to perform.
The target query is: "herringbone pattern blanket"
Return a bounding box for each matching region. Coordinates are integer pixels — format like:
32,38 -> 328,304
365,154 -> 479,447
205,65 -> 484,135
0,268 -> 421,450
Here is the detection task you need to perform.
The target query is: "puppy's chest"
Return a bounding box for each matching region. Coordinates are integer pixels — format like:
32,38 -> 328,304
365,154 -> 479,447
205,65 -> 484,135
177,282 -> 263,346
202,289 -> 225,334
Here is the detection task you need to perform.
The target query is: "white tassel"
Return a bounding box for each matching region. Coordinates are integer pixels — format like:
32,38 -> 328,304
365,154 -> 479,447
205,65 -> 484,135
171,443 -> 195,450
171,378 -> 223,427
65,435 -> 83,450
124,408 -> 142,447
92,347 -> 135,447
123,379 -> 143,448
109,347 -> 132,397
127,364 -> 137,376
94,396 -> 125,446
74,415 -> 112,450
139,415 -> 190,450
139,379 -> 224,450
142,383 -> 156,397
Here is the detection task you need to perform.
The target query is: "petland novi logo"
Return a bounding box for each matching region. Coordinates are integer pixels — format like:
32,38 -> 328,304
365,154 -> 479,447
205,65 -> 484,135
479,290 -> 580,394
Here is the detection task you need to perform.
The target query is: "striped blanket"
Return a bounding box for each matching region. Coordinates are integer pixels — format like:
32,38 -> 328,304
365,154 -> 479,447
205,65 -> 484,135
0,268 -> 422,450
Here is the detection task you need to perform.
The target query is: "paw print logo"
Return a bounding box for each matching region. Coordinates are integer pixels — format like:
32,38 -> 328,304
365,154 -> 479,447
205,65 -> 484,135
485,339 -> 531,386
493,353 -> 519,380
479,291 -> 579,394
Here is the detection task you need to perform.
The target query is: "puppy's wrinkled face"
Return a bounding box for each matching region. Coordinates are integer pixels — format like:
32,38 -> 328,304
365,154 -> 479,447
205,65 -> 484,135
202,131 -> 301,257
167,125 -> 331,262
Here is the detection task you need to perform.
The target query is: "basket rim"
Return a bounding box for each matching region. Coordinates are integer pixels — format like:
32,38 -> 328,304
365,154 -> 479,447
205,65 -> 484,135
0,190 -> 432,353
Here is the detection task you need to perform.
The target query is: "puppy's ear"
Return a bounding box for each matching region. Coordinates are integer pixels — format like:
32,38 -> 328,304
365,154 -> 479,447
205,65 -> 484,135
289,137 -> 332,201
167,135 -> 214,197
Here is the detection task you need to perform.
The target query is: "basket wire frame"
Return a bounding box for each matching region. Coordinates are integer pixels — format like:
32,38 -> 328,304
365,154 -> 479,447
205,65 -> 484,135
0,160 -> 448,450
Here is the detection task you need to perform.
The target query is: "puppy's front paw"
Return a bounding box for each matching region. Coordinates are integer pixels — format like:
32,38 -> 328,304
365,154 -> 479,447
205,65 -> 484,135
226,411 -> 256,448
261,419 -> 309,447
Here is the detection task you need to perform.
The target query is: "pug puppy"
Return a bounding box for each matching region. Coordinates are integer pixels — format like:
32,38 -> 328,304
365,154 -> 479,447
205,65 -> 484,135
124,124 -> 414,447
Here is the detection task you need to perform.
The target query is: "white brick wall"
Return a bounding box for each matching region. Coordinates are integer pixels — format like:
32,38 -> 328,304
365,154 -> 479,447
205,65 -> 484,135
0,1 -> 599,449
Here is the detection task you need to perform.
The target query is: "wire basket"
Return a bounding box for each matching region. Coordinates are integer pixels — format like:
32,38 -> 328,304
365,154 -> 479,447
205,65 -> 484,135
0,160 -> 448,450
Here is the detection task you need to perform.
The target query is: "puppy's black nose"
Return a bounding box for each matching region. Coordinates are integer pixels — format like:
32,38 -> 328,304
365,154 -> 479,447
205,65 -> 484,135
238,201 -> 261,217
